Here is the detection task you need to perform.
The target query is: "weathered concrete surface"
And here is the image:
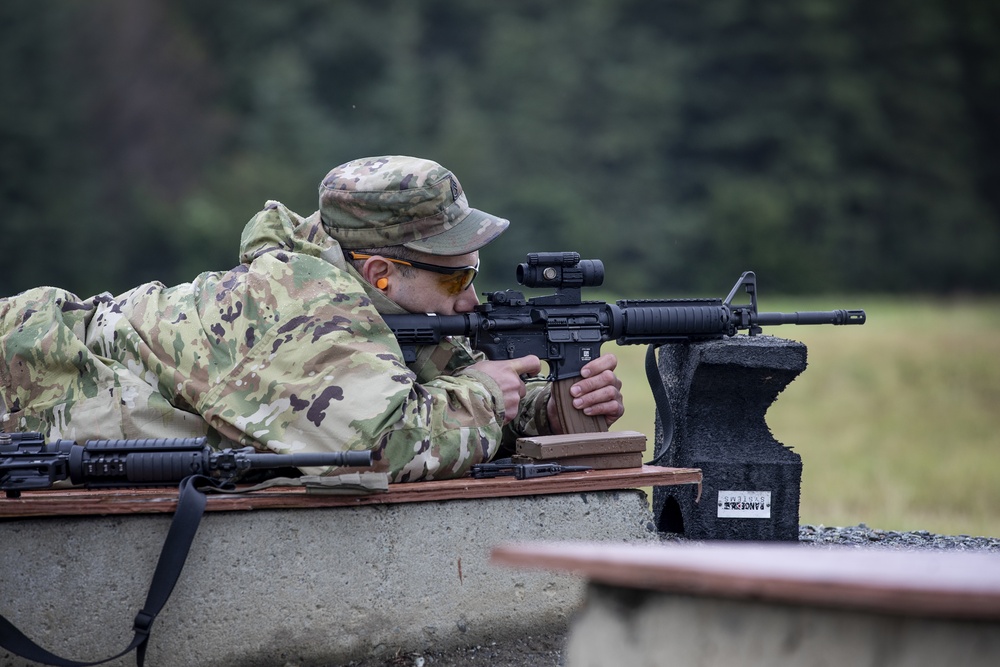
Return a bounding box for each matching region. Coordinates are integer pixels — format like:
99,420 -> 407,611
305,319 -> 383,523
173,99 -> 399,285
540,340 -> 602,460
566,586 -> 1000,667
0,490 -> 655,667
652,335 -> 807,541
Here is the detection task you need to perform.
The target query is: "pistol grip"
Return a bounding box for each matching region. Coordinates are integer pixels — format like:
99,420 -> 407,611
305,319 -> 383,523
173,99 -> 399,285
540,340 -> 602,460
551,377 -> 608,434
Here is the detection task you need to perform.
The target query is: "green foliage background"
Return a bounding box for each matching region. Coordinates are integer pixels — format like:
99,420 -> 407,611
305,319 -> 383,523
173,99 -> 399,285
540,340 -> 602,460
2,0 -> 999,298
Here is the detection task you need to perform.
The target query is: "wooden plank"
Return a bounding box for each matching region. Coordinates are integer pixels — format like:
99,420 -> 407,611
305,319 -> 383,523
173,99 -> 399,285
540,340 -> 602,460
491,541 -> 1000,621
516,431 -> 647,458
0,465 -> 701,519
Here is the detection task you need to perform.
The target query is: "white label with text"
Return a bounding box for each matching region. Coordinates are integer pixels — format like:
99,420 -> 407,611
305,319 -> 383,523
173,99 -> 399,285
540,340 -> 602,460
717,490 -> 771,518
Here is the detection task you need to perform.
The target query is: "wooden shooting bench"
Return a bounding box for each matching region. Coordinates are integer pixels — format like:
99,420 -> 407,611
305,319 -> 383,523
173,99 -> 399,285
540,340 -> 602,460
0,465 -> 700,519
0,442 -> 700,667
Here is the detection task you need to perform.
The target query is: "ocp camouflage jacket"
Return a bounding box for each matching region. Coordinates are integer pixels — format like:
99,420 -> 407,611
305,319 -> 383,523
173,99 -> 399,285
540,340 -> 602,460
0,202 -> 551,482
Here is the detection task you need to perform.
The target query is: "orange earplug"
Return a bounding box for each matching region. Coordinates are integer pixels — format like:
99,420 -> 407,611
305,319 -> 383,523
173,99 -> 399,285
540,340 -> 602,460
375,277 -> 389,290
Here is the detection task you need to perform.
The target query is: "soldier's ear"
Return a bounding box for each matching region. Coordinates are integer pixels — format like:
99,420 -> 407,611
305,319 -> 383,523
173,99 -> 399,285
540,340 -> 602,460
361,256 -> 394,291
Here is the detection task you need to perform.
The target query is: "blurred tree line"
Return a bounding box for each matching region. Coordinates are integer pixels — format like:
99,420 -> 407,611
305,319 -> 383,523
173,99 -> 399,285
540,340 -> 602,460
2,0 -> 998,298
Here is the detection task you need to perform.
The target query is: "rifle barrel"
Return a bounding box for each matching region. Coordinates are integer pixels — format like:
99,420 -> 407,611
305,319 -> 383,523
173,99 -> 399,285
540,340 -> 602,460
245,451 -> 373,469
755,309 -> 867,326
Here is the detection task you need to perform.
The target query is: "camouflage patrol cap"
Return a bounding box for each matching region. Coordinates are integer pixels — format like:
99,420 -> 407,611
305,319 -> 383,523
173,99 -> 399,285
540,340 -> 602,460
319,155 -> 509,256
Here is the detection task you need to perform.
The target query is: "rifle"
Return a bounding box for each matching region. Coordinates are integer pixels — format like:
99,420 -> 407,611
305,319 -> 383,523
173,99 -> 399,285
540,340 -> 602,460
384,251 -> 865,436
1,431 -> 373,498
0,434 -> 374,666
470,461 -> 593,479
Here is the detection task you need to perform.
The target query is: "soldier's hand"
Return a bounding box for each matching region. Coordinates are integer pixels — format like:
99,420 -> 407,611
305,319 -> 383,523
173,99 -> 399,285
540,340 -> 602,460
467,355 -> 542,424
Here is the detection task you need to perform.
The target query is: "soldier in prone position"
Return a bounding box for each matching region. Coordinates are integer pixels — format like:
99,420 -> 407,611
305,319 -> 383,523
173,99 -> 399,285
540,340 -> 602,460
0,156 -> 625,484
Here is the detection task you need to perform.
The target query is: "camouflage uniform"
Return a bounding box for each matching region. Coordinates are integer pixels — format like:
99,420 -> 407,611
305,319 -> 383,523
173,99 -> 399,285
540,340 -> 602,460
0,156 -> 552,482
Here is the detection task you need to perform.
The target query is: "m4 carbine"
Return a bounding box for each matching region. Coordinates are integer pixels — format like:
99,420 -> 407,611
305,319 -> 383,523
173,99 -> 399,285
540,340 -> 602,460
0,432 -> 372,498
384,251 -> 865,434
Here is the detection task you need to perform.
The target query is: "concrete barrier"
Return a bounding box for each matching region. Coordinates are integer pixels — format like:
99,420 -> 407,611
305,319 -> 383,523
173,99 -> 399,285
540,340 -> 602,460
493,541 -> 1000,667
1,478 -> 678,666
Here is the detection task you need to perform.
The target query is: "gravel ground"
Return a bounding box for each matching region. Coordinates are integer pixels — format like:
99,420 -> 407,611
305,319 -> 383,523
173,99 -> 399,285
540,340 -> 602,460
343,524 -> 1000,667
797,523 -> 1000,551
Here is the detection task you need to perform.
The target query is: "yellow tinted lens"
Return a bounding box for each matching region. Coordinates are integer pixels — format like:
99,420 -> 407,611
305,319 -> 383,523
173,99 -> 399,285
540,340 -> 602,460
439,269 -> 475,295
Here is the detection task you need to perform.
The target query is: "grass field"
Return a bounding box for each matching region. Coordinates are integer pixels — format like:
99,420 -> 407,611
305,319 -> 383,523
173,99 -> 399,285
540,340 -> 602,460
608,296 -> 1000,538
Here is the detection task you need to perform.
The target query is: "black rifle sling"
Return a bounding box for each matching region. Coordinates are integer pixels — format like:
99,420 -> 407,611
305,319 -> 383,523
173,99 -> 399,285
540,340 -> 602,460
643,344 -> 675,467
0,474 -> 218,667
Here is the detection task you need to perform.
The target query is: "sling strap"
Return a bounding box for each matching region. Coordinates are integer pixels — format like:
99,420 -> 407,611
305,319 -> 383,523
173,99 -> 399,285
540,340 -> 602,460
0,474 -> 220,667
643,343 -> 675,467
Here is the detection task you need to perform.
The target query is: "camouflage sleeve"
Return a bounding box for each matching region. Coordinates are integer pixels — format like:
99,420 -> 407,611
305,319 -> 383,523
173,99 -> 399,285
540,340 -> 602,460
188,252 -> 506,483
412,339 -> 555,440
510,381 -> 554,437
404,330 -> 557,447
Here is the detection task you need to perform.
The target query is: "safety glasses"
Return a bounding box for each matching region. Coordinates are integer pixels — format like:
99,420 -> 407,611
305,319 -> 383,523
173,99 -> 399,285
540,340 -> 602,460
347,252 -> 480,295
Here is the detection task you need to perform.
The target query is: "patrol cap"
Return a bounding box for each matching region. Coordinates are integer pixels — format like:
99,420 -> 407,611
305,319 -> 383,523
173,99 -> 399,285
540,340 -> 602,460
319,155 -> 510,256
